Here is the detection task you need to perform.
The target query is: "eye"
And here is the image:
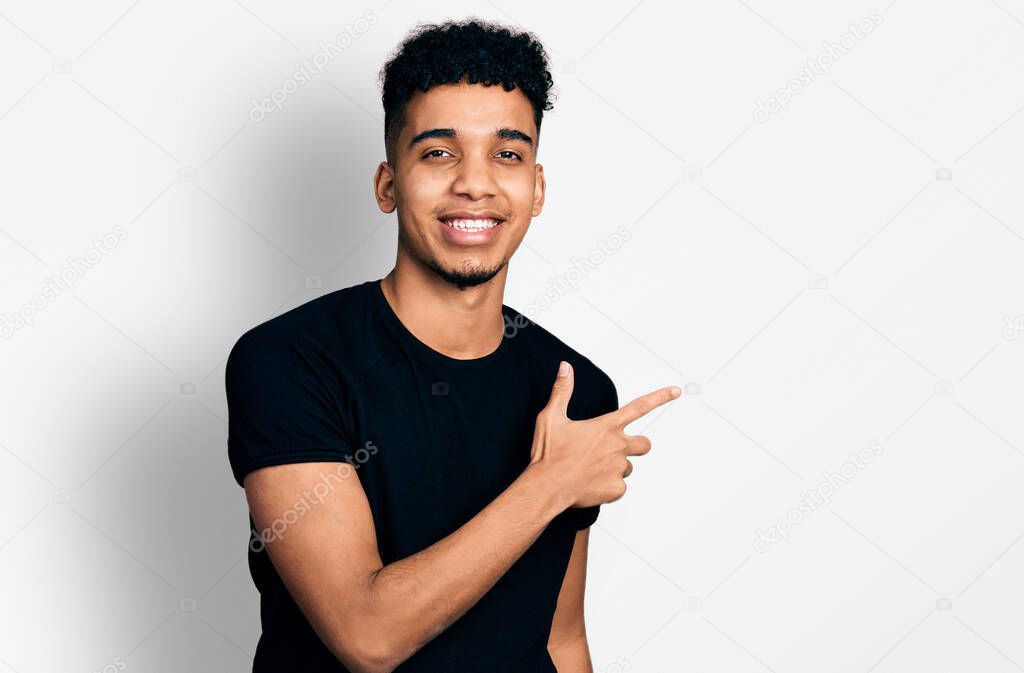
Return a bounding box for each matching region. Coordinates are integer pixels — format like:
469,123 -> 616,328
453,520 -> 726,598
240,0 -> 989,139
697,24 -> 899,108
497,150 -> 522,161
423,149 -> 452,159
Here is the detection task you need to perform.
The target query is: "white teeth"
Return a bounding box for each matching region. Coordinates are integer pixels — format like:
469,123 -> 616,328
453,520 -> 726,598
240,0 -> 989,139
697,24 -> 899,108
444,218 -> 500,232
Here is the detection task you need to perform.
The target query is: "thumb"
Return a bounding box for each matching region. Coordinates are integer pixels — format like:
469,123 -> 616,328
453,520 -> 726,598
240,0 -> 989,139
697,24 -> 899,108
546,360 -> 575,418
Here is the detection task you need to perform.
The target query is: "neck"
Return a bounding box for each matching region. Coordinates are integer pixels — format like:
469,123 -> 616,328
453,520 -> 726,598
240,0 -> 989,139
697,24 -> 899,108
380,257 -> 508,360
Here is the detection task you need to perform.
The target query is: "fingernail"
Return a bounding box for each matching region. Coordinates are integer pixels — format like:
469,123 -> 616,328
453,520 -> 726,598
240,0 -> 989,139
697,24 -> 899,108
670,386 -> 681,397
558,361 -> 569,377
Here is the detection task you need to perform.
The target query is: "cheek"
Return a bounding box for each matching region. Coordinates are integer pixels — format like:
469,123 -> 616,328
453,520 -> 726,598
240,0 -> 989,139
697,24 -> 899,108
406,186 -> 439,210
397,183 -> 445,229
401,163 -> 449,198
504,179 -> 536,210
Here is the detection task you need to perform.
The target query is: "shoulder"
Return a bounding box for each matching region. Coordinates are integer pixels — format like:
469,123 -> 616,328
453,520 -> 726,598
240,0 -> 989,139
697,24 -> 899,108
226,280 -> 382,382
503,304 -> 618,418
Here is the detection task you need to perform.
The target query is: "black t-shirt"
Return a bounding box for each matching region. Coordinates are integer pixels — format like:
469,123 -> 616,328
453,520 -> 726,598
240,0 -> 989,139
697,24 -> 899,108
225,278 -> 618,672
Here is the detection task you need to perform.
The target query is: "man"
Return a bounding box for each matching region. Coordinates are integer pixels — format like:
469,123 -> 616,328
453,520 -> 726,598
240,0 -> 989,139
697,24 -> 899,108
225,17 -> 680,672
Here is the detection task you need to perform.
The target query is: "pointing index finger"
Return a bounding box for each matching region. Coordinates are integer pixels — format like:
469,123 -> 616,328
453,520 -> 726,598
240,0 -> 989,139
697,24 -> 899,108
609,385 -> 681,428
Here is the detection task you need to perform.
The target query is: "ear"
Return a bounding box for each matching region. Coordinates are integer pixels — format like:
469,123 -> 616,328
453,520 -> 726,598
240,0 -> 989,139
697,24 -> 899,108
532,163 -> 546,217
373,161 -> 397,214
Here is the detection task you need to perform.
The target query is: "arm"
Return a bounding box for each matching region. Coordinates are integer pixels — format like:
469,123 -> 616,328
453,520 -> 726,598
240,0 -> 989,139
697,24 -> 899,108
548,527 -> 595,673
244,459 -> 567,673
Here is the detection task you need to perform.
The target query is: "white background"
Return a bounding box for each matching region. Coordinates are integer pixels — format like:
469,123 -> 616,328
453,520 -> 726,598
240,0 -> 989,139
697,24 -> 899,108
2,1 -> 1023,671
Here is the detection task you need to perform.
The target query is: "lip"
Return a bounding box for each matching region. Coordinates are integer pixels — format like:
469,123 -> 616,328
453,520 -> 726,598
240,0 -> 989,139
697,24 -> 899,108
439,209 -> 506,222
438,217 -> 503,246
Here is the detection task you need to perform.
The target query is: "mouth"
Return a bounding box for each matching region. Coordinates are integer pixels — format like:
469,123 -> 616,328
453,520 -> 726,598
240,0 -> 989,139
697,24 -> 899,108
437,215 -> 505,246
438,216 -> 504,232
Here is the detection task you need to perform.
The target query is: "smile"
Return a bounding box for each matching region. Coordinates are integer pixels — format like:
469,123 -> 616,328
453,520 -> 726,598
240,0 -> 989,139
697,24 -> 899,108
440,218 -> 502,232
437,217 -> 504,246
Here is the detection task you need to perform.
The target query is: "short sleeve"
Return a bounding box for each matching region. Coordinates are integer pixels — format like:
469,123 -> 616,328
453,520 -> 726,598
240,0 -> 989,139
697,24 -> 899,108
225,330 -> 353,487
563,373 -> 618,530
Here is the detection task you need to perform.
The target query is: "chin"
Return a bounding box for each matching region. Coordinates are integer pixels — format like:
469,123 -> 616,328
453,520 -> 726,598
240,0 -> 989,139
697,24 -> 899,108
427,257 -> 506,289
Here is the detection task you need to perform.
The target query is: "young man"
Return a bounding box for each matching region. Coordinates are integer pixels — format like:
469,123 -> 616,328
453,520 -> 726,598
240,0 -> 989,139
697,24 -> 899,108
225,18 -> 679,673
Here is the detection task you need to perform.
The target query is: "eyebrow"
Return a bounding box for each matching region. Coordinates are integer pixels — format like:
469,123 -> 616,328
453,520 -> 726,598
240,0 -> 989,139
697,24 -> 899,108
407,127 -> 534,150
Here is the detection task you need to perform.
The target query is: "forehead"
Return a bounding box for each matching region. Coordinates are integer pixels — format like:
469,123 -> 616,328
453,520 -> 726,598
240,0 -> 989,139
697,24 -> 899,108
402,80 -> 536,141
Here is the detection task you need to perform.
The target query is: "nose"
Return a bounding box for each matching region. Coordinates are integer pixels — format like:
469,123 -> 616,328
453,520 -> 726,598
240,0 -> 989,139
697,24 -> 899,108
449,150 -> 499,201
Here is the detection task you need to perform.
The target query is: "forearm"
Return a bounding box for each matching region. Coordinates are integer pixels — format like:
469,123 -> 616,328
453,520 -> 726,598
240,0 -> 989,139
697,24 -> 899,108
359,461 -> 568,669
549,634 -> 594,673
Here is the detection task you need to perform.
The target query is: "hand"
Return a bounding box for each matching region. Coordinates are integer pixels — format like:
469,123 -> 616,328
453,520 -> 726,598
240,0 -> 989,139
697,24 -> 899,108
528,360 -> 680,509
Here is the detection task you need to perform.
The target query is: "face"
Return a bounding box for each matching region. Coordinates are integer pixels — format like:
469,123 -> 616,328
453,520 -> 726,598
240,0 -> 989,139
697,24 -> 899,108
374,77 -> 545,290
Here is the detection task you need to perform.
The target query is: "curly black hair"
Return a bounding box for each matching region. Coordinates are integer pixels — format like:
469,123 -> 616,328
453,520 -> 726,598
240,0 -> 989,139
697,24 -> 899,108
378,17 -> 556,165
